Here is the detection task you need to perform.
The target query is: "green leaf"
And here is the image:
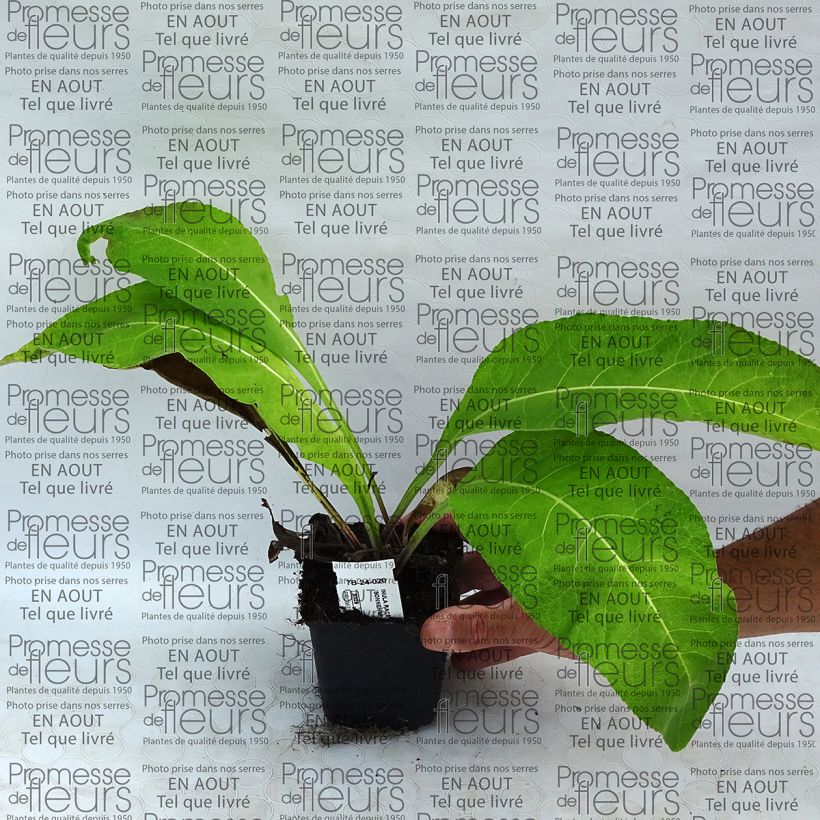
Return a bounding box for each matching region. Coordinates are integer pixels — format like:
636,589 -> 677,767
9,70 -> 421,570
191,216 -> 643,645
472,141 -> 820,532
1,283 -> 375,515
141,353 -> 293,465
77,203 -> 314,385
447,429 -> 738,751
393,314 -> 820,522
75,204 -> 380,540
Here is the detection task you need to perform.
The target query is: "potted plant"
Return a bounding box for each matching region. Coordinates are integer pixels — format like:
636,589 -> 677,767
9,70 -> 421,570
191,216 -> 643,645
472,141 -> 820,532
4,203 -> 819,749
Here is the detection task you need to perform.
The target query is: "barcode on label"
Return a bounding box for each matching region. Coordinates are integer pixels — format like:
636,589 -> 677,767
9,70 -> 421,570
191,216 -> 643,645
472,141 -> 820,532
332,559 -> 405,619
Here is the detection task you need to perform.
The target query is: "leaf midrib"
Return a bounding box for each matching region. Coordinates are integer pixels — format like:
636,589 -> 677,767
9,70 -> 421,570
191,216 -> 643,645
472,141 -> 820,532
463,384 -> 814,434
115,223 -> 310,362
112,319 -> 294,392
112,223 -> 372,474
496,478 -> 694,690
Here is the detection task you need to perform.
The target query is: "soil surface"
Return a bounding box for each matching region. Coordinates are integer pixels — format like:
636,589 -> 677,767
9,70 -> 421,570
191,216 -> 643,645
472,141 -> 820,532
272,513 -> 463,627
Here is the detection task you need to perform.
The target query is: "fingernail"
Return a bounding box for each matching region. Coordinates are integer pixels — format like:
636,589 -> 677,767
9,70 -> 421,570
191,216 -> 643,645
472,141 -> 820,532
421,617 -> 451,650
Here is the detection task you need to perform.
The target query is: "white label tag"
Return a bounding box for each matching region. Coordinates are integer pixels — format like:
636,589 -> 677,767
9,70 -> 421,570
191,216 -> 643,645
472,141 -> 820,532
332,559 -> 405,619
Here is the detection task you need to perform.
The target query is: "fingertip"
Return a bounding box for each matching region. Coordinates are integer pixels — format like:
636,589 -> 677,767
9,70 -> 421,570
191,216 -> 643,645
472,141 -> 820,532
420,611 -> 451,651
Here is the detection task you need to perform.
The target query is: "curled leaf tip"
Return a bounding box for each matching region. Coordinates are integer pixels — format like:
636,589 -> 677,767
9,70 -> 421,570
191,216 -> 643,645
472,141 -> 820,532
76,229 -> 99,265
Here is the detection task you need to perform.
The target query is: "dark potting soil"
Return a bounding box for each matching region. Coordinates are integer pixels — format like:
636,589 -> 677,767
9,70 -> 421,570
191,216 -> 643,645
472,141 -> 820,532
267,509 -> 464,730
290,514 -> 463,627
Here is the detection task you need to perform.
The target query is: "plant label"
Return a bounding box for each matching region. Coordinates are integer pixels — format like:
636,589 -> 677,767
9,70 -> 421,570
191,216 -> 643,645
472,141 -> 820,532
332,559 -> 404,619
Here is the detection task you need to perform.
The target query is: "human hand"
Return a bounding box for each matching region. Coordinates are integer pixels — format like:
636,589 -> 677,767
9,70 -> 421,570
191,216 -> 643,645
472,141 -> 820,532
420,499 -> 820,667
419,549 -> 572,670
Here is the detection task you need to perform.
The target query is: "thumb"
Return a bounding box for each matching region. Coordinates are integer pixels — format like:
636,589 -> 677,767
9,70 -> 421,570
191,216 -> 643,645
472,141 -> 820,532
420,598 -> 553,654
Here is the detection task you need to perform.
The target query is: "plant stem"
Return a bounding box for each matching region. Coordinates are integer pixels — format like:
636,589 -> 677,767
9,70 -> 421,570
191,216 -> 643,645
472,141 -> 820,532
383,441 -> 454,543
300,365 -> 382,547
393,502 -> 449,574
264,433 -> 360,548
368,472 -> 391,525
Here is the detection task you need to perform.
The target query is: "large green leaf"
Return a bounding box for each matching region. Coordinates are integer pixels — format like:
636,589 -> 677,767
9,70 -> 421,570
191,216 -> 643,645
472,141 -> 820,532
77,203 -> 313,385
446,429 -> 738,751
393,314 -> 820,522
1,283 -> 375,515
77,204 -> 380,536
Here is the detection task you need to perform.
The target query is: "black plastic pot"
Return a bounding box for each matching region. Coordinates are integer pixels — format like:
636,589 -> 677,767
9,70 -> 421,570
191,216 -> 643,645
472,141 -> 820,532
297,520 -> 463,730
308,620 -> 447,729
